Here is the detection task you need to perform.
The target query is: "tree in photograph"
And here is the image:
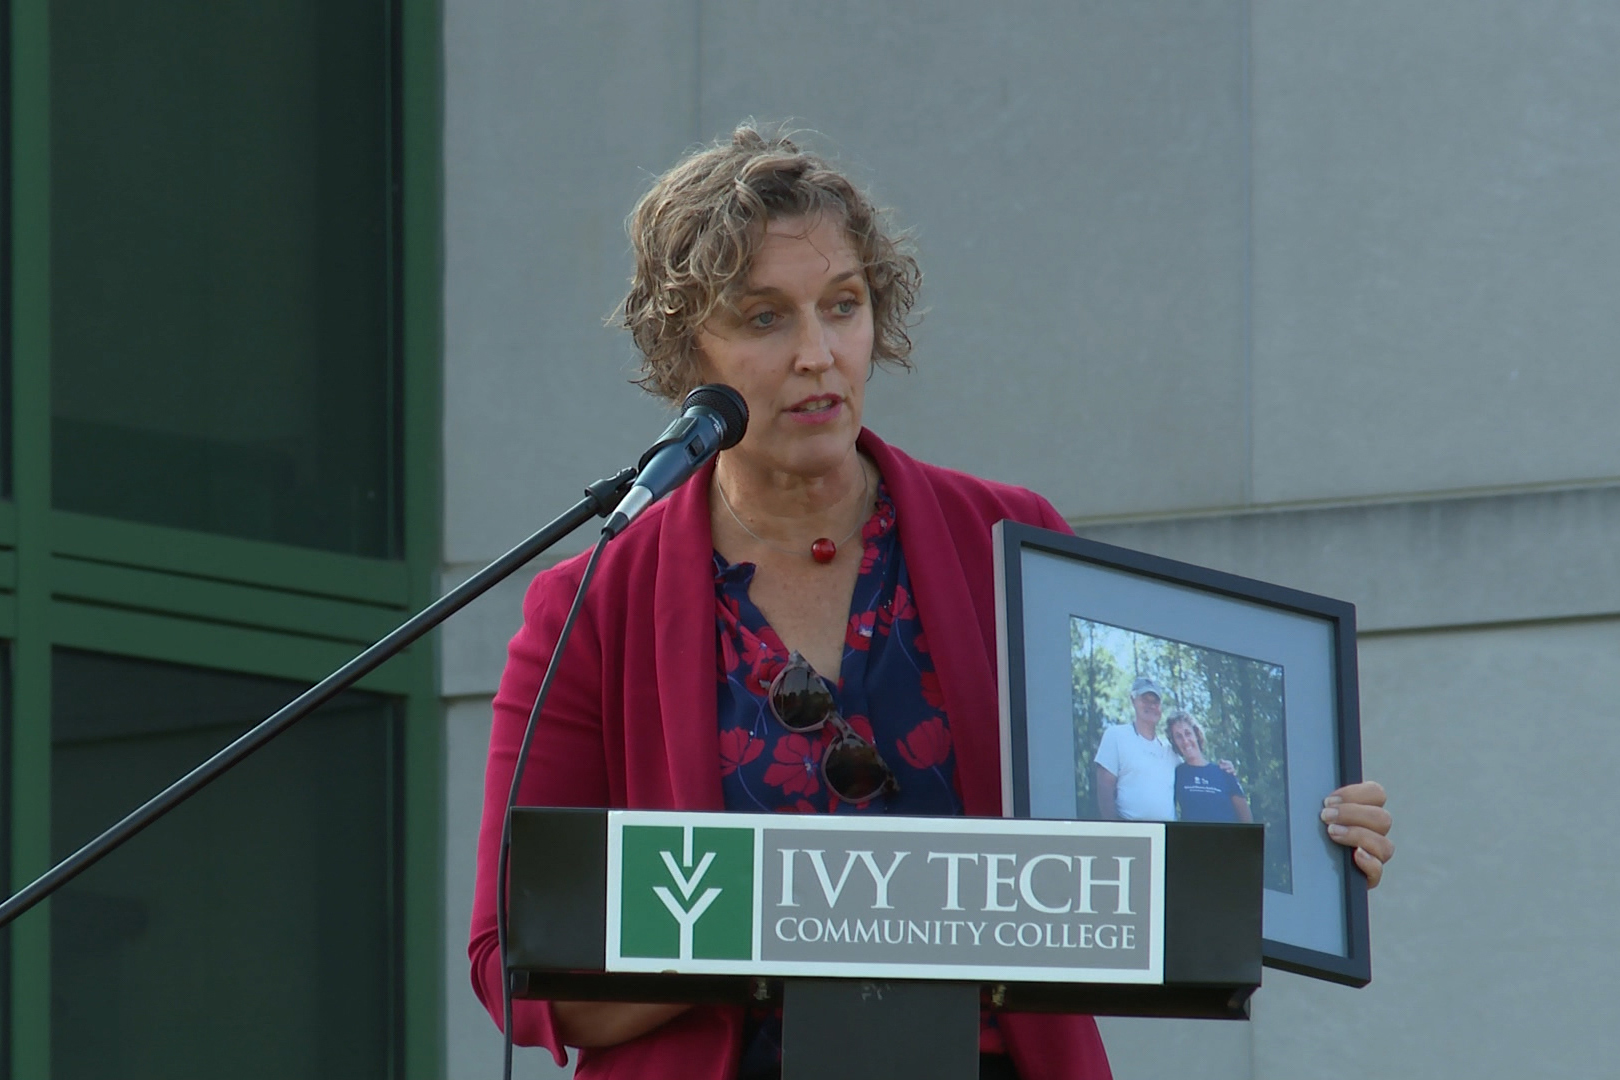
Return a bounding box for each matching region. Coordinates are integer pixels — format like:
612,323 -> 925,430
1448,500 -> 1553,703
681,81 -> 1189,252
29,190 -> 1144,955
1070,619 -> 1126,817
1198,649 -> 1291,892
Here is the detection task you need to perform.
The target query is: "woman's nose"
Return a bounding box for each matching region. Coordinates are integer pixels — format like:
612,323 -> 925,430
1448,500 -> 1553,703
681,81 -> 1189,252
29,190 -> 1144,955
792,312 -> 835,372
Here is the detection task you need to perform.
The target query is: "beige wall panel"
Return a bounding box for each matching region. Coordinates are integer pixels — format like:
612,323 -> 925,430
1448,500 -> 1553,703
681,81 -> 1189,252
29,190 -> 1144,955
1249,2 -> 1620,503
438,564 -> 535,699
1252,620 -> 1620,1078
443,1 -> 700,565
1079,483 -> 1620,635
699,0 -> 1251,519
1097,1016 -> 1250,1080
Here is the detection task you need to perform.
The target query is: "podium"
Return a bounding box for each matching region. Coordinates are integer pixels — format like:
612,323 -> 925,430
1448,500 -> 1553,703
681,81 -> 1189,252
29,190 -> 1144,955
506,808 -> 1262,1079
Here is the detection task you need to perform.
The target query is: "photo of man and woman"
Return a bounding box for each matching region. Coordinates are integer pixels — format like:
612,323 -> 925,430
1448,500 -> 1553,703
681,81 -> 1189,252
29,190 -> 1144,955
1070,615 -> 1294,893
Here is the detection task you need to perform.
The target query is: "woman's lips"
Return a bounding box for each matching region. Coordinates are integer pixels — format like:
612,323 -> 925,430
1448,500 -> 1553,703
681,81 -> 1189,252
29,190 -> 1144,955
786,396 -> 843,424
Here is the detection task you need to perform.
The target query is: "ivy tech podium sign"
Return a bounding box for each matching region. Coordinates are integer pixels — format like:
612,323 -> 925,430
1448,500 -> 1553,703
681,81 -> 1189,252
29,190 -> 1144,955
606,812 -> 1165,984
505,807 -> 1261,1023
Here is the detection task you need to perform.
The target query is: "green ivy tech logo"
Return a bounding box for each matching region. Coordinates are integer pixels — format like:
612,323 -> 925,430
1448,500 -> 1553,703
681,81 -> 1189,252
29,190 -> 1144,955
618,824 -> 755,961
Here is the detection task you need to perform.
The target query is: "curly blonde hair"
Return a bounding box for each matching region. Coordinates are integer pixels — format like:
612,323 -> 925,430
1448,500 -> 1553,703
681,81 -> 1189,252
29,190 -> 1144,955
619,123 -> 922,401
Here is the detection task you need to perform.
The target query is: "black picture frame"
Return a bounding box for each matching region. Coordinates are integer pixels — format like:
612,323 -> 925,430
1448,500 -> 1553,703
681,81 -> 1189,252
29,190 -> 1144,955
992,521 -> 1370,987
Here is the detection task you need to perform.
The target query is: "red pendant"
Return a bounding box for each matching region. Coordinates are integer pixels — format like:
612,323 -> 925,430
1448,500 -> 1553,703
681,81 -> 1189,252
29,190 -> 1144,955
810,537 -> 838,564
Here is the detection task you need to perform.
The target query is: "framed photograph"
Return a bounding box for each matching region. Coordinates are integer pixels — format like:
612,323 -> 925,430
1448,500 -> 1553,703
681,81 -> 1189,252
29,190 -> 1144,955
992,521 -> 1369,986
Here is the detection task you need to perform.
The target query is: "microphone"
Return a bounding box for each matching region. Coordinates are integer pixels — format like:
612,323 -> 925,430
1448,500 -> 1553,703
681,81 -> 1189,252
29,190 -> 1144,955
602,384 -> 749,538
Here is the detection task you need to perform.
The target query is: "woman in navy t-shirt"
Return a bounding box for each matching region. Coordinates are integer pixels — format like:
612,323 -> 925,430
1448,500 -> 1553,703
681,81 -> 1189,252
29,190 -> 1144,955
1167,712 -> 1253,824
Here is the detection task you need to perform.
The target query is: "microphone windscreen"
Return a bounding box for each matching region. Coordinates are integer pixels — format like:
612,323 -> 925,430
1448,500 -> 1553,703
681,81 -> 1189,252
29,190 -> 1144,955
683,384 -> 748,450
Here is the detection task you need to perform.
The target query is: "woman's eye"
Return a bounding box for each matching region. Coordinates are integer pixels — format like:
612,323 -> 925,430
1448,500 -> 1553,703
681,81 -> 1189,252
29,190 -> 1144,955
834,299 -> 857,315
749,310 -> 777,329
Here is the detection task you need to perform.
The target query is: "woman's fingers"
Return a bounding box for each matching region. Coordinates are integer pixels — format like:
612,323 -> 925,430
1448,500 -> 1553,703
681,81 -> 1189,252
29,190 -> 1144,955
1352,845 -> 1385,889
1326,821 -> 1395,863
1321,800 -> 1392,837
1326,780 -> 1386,808
1323,780 -> 1393,887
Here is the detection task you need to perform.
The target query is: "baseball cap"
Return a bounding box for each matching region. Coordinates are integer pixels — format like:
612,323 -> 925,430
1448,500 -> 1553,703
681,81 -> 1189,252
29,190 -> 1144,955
1129,676 -> 1165,700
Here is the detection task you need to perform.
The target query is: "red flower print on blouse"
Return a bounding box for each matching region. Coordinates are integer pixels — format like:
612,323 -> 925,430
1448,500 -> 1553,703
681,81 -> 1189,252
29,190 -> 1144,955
878,583 -> 917,634
863,489 -> 896,540
913,628 -> 930,655
919,669 -> 945,710
897,716 -> 952,770
846,610 -> 877,652
763,733 -> 821,797
749,650 -> 787,695
719,629 -> 741,677
842,713 -> 877,743
719,728 -> 764,776
737,625 -> 769,666
859,538 -> 881,576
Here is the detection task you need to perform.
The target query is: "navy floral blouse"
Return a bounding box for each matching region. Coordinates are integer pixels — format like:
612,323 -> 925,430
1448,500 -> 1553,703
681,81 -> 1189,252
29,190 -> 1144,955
714,482 -> 962,817
715,484 -> 1006,1071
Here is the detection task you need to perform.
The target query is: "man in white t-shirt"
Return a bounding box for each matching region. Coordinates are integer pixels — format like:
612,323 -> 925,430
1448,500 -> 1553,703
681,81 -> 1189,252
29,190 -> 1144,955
1094,676 -> 1180,821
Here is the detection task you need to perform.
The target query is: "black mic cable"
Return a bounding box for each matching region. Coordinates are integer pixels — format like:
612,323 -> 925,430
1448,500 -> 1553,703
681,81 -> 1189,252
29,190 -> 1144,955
496,383 -> 747,1079
496,529 -> 609,1080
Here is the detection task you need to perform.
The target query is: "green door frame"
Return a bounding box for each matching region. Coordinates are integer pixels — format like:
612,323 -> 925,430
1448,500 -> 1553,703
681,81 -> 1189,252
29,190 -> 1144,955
5,1 -> 444,1076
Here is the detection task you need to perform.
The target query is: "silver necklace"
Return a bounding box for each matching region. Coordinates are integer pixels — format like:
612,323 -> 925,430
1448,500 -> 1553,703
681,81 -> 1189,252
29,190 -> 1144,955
715,464 -> 872,564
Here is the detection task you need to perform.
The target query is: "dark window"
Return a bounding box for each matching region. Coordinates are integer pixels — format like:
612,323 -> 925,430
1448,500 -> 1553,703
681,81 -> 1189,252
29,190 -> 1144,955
51,650 -> 401,1080
1,0 -> 12,501
50,2 -> 400,556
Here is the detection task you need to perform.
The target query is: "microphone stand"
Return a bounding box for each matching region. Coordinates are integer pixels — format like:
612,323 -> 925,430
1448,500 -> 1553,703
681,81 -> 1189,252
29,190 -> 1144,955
0,466 -> 639,929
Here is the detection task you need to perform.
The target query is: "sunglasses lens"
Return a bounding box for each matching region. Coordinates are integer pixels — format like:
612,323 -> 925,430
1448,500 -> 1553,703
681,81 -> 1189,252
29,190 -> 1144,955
771,662 -> 835,732
768,653 -> 896,803
823,734 -> 896,805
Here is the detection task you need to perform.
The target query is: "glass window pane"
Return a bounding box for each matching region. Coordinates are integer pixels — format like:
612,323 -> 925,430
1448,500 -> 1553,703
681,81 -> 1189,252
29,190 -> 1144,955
2,9 -> 12,502
50,2 -> 399,556
51,651 -> 401,1080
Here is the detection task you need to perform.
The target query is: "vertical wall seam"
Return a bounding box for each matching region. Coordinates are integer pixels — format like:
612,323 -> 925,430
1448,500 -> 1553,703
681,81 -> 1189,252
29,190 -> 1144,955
1242,0 -> 1257,509
693,0 -> 705,142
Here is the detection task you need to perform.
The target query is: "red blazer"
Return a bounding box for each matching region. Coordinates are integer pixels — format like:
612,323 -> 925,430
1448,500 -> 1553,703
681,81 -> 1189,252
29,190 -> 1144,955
470,429 -> 1113,1079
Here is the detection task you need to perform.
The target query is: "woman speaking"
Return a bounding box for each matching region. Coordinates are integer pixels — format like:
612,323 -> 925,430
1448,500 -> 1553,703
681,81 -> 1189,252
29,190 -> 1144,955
468,124 -> 1395,1080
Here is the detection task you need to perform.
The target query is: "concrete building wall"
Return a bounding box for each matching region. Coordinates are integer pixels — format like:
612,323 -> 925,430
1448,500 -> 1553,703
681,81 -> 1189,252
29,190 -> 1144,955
441,3 -> 1620,1077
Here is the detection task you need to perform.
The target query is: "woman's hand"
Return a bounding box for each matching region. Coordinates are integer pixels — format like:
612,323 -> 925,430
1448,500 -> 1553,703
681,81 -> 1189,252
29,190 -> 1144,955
1321,781 -> 1394,887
